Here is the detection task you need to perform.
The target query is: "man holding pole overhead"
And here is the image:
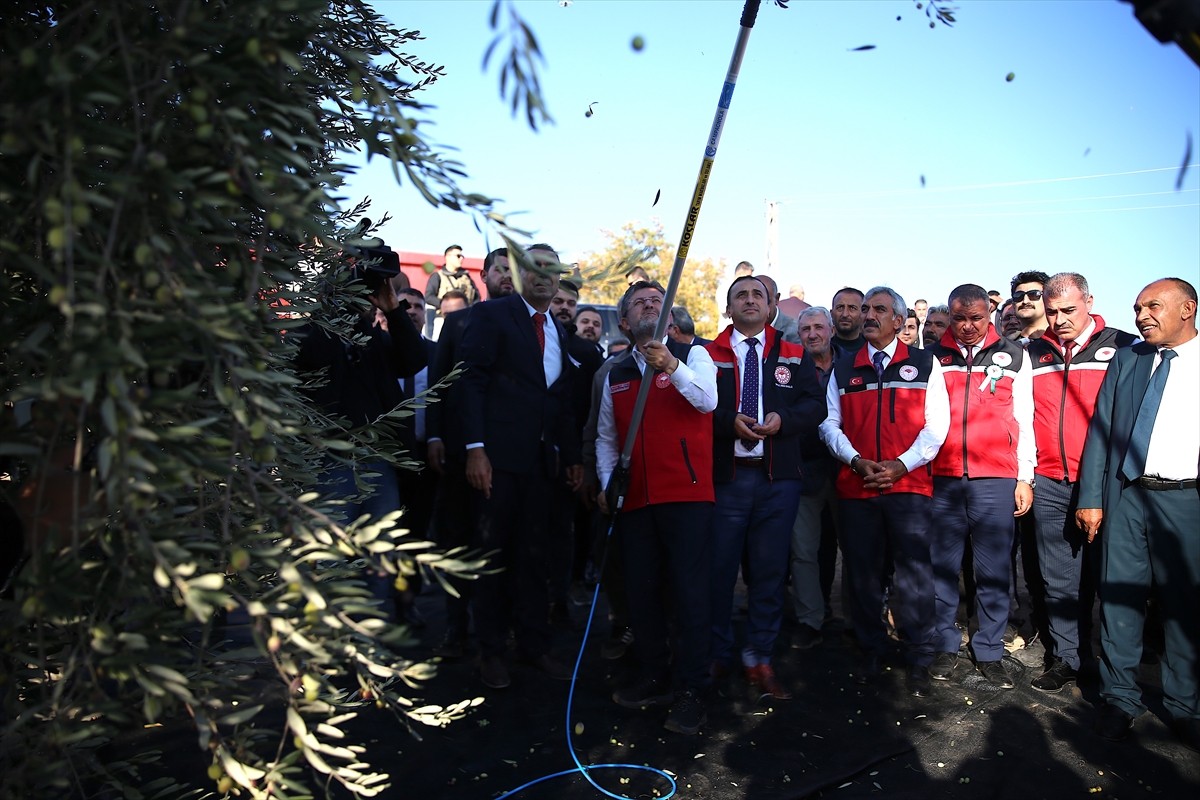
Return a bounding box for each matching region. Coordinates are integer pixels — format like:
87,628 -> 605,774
596,280 -> 718,735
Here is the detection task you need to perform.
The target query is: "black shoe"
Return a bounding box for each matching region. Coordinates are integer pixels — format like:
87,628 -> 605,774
978,660 -> 1014,689
432,632 -> 466,660
525,653 -> 573,681
601,627 -> 634,661
664,689 -> 706,735
929,652 -> 958,681
1095,703 -> 1135,742
855,656 -> 882,685
790,624 -> 824,650
613,677 -> 673,710
479,655 -> 510,690
1031,660 -> 1077,693
907,666 -> 931,698
1170,717 -> 1200,753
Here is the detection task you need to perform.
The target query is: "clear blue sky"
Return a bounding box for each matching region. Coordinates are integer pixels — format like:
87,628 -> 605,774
347,0 -> 1199,324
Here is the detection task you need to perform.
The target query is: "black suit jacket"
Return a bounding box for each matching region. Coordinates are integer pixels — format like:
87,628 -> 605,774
458,294 -> 580,474
1078,340 -> 1200,512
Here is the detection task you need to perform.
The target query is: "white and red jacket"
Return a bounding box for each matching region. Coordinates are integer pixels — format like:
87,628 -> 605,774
1026,316 -> 1137,482
598,339 -> 718,511
927,325 -> 1035,481
820,340 -> 949,499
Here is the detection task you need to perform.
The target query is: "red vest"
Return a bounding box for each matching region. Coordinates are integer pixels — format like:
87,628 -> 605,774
1027,317 -> 1136,481
608,344 -> 715,511
832,341 -> 936,499
928,326 -> 1026,479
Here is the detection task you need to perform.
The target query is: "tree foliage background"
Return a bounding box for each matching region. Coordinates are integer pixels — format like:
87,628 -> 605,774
0,1 -> 540,797
577,221 -> 726,339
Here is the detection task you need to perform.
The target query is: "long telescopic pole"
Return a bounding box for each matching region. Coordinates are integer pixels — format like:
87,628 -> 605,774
616,0 -> 762,477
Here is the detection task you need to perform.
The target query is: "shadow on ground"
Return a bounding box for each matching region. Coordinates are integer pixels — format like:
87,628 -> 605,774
349,584 -> 1199,800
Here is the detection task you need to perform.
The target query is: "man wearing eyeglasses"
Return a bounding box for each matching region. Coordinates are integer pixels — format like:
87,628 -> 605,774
1011,271 -> 1050,345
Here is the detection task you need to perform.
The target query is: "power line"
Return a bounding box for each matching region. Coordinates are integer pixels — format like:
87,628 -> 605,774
795,202 -> 1200,221
776,164 -> 1200,201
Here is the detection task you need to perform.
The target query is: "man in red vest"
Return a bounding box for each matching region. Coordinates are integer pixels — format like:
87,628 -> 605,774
925,283 -> 1035,690
596,281 -> 718,735
1025,272 -> 1137,694
819,286 -> 950,697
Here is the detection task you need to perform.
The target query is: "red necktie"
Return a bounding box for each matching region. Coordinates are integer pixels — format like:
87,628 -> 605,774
533,312 -> 546,354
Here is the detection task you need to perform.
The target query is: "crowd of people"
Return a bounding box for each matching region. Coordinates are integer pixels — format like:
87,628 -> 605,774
296,244 -> 1199,749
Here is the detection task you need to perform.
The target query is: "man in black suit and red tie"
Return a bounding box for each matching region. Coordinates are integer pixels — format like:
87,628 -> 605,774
1077,277 -> 1199,752
458,244 -> 583,689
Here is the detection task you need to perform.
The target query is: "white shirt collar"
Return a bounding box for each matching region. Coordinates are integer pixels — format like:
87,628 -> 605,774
731,327 -> 766,350
866,338 -> 899,361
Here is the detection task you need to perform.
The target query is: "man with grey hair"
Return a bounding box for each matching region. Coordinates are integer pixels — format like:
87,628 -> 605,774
819,287 -> 949,697
668,305 -> 709,346
790,306 -> 840,647
596,280 -> 719,735
1024,272 -> 1136,694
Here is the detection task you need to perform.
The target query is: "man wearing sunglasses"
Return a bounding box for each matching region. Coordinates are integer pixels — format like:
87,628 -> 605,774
1011,271 -> 1050,344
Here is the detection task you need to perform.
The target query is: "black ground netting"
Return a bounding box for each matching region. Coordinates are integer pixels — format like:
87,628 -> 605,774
362,585 -> 1200,800
117,570 -> 1200,800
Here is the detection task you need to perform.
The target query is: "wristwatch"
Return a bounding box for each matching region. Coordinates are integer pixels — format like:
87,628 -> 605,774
1017,478 -> 1036,488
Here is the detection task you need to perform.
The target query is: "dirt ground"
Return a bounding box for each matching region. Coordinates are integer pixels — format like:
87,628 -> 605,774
367,567 -> 1200,800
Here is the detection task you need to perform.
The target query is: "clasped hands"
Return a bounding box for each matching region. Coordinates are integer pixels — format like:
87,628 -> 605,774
850,456 -> 908,492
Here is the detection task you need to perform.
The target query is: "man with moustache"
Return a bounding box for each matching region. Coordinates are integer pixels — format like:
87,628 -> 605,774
921,305 -> 951,349
831,287 -> 867,358
1077,278 -> 1199,751
1025,272 -> 1137,694
925,284 -> 1035,689
790,306 -> 842,645
459,244 -> 583,689
820,287 -> 949,697
597,281 -> 718,735
706,276 -> 824,699
424,248 -> 513,660
1011,270 -> 1050,344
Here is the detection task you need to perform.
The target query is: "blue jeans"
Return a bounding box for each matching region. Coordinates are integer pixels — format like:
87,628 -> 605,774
711,469 -> 802,666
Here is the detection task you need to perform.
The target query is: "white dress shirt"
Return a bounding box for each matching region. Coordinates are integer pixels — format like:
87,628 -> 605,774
1144,331 -> 1199,480
819,338 -> 950,472
596,341 -> 718,489
522,296 -> 562,388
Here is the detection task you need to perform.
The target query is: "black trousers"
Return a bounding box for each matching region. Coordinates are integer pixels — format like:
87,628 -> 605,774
471,467 -> 555,659
619,501 -> 713,691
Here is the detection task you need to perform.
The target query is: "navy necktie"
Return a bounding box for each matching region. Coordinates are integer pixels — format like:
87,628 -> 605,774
741,338 -> 759,421
872,350 -> 886,379
1121,348 -> 1176,480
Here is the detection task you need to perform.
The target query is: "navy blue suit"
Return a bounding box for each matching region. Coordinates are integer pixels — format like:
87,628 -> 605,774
1078,340 -> 1200,722
458,293 -> 580,660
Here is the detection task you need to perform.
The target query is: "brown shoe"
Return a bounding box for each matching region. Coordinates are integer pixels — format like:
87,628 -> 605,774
479,655 -> 510,689
746,663 -> 792,700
